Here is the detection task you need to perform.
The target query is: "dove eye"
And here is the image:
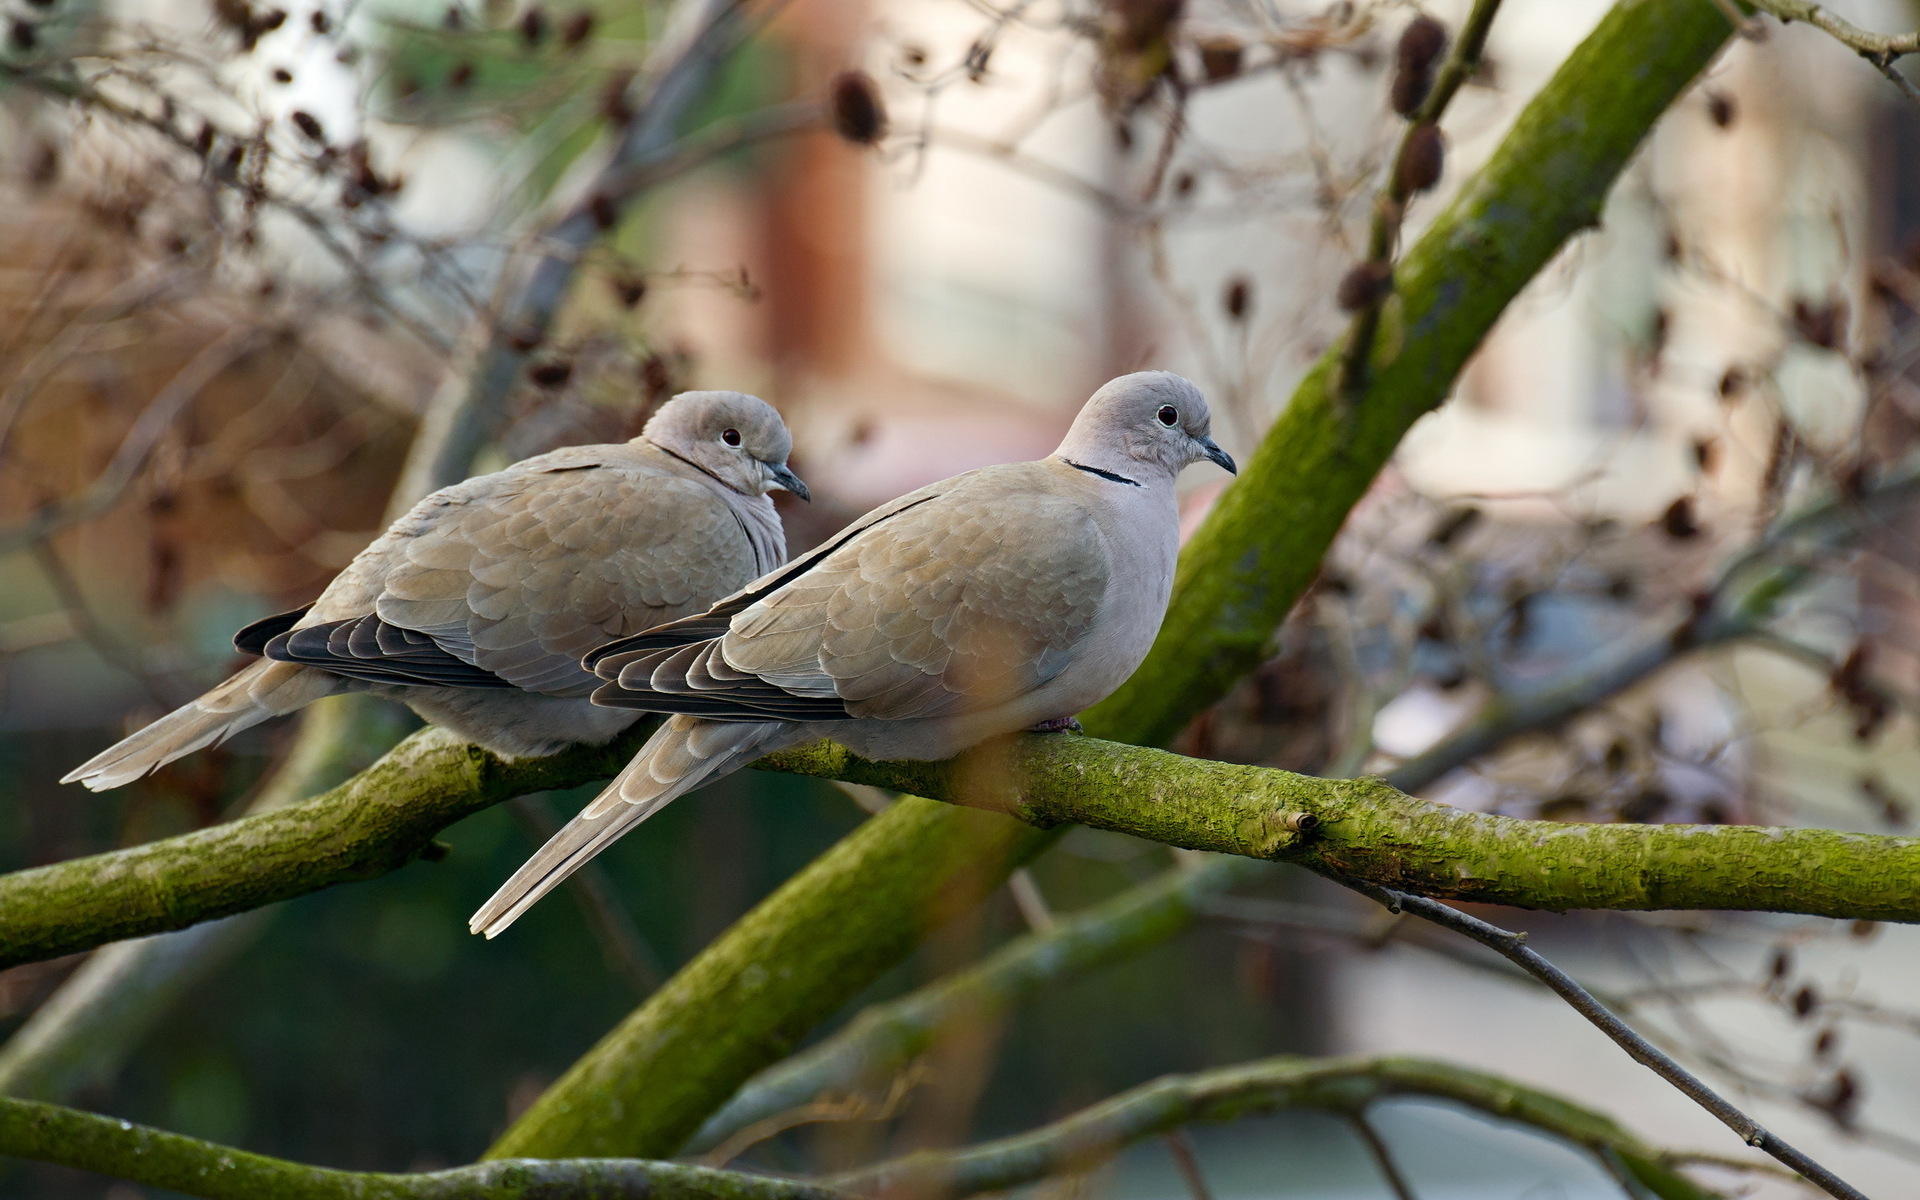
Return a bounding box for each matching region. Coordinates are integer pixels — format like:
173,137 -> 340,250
1156,405 -> 1178,426
721,428 -> 742,447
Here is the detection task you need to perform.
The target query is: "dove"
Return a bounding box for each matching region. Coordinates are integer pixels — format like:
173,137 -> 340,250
470,371 -> 1234,937
62,391 -> 807,792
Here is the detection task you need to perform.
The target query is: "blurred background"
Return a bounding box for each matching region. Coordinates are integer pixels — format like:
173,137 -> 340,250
2,0 -> 1920,1195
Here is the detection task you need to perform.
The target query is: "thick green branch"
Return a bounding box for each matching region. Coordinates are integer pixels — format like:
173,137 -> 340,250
0,1094 -> 842,1200
0,723 -> 651,969
682,856 -> 1269,1157
824,1055 -> 1721,1200
761,734 -> 1920,921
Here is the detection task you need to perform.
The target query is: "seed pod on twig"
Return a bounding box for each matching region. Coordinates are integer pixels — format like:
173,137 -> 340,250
1222,275 -> 1252,321
1397,15 -> 1446,75
1197,37 -> 1242,82
528,358 -> 572,388
518,5 -> 547,46
830,71 -> 887,145
560,9 -> 593,48
1390,15 -> 1446,116
612,274 -> 647,309
598,68 -> 635,123
1335,260 -> 1393,312
1396,122 -> 1444,193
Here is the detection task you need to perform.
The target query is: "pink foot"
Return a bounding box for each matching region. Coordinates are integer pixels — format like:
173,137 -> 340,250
1029,716 -> 1083,734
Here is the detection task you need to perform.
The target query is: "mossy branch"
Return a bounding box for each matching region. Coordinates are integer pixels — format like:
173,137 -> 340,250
0,723 -> 652,970
0,1058 -> 1728,1200
825,1054 -> 1722,1200
0,1094 -> 842,1200
760,734 -> 1920,921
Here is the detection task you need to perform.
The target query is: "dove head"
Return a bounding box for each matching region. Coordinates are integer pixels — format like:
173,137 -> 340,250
641,391 -> 810,500
1055,371 -> 1236,484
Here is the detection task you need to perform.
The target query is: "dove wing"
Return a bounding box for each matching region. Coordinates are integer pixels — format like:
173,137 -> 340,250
259,453 -> 765,697
591,462 -> 1110,722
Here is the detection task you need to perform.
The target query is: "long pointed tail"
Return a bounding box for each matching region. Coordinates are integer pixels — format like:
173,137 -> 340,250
469,717 -> 797,938
60,661 -> 338,792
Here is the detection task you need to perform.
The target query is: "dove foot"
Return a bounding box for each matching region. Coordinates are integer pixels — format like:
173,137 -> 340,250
1029,716 -> 1084,734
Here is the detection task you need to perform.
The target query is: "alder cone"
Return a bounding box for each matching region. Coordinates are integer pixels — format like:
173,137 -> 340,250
1397,123 -> 1444,193
1336,261 -> 1393,312
830,71 -> 888,145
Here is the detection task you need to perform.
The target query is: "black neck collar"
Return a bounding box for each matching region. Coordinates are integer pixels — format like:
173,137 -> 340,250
1060,457 -> 1141,487
655,441 -> 745,494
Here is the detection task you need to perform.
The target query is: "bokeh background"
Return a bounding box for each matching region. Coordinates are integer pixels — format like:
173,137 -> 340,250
3,0 -> 1920,1195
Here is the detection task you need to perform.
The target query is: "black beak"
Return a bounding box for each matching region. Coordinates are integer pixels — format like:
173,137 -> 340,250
1198,437 -> 1237,476
768,463 -> 811,501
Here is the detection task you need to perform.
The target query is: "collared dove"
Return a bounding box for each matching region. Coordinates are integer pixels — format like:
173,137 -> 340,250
62,391 -> 807,792
471,371 -> 1234,937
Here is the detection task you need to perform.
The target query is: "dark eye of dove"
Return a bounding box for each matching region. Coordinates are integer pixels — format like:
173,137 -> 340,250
1157,405 -> 1178,426
722,429 -> 742,447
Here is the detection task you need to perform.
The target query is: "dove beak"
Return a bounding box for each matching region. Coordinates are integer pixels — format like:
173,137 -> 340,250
767,462 -> 811,501
1198,437 -> 1237,476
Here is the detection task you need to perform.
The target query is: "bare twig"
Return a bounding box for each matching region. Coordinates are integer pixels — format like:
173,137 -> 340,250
0,327 -> 259,556
391,0 -> 763,506
1349,1111 -> 1418,1200
1745,0 -> 1920,105
1334,879 -> 1866,1200
1747,0 -> 1920,55
1335,0 -> 1504,400
825,1054 -> 1714,1200
1160,1130 -> 1214,1200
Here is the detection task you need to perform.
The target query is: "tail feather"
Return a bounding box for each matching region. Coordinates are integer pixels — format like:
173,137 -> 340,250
469,717 -> 796,938
60,662 -> 337,792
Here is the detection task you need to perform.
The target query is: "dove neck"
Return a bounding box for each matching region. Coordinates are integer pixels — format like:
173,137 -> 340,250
1051,433 -> 1178,490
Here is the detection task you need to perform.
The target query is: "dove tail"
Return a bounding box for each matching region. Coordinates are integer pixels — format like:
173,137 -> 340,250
60,661 -> 339,792
469,717 -> 800,939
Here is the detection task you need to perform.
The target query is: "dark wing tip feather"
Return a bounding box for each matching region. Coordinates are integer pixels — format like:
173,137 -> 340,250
264,615 -> 515,689
233,605 -> 314,656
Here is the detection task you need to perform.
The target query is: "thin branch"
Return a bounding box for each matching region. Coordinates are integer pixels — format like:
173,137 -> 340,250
1160,1130 -> 1214,1200
824,1054 -> 1716,1200
0,327 -> 260,556
682,857 -> 1267,1155
0,1092 -> 845,1200
1747,0 -> 1920,55
1334,0 -> 1503,399
1349,1112 -> 1418,1200
1334,880 -> 1865,1200
390,0 -> 761,507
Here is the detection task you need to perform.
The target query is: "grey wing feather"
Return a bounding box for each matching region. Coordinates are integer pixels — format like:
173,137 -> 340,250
290,450 -> 768,697
591,463 -> 1110,723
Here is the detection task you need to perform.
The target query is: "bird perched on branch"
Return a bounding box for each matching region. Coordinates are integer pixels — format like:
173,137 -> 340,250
63,391 -> 807,792
471,371 -> 1235,937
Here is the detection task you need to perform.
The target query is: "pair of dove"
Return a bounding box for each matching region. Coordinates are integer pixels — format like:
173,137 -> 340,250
65,371 -> 1236,936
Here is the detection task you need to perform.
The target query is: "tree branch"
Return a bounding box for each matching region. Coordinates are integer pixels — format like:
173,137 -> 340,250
824,1055 -> 1721,1200
757,733 -> 1920,921
0,1094 -> 845,1200
1337,881 -> 1865,1200
681,856 -> 1268,1156
389,0 -> 761,505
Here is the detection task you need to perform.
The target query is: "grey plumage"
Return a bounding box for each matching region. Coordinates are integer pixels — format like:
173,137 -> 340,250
62,391 -> 805,793
470,371 -> 1235,937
